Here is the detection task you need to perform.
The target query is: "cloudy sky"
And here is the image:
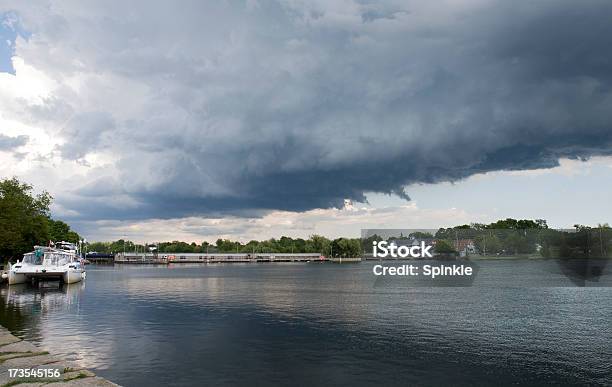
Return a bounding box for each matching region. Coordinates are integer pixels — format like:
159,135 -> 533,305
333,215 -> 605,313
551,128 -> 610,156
1,0 -> 612,242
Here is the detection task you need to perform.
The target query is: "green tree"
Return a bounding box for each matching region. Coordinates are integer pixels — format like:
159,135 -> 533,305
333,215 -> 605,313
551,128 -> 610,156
475,233 -> 503,255
503,233 -> 531,254
434,239 -> 456,254
307,234 -> 331,255
0,178 -> 52,261
331,238 -> 361,257
216,238 -> 243,253
88,241 -> 111,253
48,219 -> 80,243
487,218 -> 547,230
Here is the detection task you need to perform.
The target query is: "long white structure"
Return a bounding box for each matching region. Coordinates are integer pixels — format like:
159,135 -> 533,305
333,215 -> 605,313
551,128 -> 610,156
115,252 -> 326,263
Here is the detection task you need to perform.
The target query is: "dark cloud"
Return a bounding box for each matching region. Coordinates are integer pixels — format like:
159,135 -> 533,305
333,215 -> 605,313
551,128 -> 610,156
0,134 -> 27,151
56,111 -> 115,159
6,1 -> 612,221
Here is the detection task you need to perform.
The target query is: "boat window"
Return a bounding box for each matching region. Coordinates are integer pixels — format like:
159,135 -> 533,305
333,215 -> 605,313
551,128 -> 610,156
22,253 -> 42,265
44,253 -> 71,266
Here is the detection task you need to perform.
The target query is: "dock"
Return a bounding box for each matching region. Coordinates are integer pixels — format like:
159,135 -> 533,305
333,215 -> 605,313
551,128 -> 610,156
329,257 -> 362,263
114,252 -> 328,264
0,325 -> 119,386
113,253 -> 169,264
84,253 -> 115,264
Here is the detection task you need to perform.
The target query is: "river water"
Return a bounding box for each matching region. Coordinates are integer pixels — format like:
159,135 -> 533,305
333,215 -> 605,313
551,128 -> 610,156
0,260 -> 611,386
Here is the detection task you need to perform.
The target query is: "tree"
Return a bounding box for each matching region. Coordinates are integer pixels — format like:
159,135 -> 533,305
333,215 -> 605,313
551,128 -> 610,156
216,239 -> 242,253
434,240 -> 456,254
331,238 -> 361,257
308,235 -> 331,255
475,233 -> 502,255
48,219 -> 80,243
503,233 -> 531,254
0,178 -> 52,260
88,241 -> 111,253
487,218 -> 546,230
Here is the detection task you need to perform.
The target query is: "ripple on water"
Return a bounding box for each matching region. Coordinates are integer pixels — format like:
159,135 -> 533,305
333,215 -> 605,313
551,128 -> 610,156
0,262 -> 610,386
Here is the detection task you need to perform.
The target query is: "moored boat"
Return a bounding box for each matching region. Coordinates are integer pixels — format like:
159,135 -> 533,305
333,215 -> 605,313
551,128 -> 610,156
8,241 -> 86,285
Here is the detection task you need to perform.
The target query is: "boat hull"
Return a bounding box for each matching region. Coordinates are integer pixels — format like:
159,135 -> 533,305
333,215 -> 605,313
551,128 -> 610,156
8,271 -> 27,285
8,268 -> 85,285
63,269 -> 85,284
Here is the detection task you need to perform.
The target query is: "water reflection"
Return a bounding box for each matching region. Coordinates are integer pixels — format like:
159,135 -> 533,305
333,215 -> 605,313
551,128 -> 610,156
0,281 -> 114,370
0,282 -> 84,332
555,258 -> 611,286
0,263 -> 610,386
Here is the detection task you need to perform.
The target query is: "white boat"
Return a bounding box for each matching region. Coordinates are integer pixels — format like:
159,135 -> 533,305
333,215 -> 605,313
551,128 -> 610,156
8,241 -> 86,285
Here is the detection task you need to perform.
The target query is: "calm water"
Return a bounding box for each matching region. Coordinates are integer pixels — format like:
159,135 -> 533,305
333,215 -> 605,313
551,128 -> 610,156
1,260 -> 611,386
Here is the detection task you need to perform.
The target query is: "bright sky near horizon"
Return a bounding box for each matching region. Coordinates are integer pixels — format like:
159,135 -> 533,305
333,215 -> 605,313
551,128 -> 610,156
1,2 -> 612,243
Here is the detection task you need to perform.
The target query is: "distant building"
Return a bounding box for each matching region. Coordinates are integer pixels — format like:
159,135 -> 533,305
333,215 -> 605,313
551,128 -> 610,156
454,239 -> 477,257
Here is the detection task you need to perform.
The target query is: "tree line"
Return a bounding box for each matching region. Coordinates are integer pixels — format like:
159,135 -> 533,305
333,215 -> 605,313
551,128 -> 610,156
0,177 -> 81,261
88,235 -> 363,257
2,177 -> 610,261
94,219 -> 611,259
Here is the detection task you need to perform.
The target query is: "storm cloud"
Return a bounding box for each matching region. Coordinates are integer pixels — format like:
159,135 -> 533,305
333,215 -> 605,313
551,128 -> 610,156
3,0 -> 612,221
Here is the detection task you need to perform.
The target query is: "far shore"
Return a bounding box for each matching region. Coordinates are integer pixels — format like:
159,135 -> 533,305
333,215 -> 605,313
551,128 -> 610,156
470,254 -> 544,260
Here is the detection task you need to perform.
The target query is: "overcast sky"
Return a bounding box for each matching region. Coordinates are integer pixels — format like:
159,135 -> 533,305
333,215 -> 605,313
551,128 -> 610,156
1,1 -> 612,242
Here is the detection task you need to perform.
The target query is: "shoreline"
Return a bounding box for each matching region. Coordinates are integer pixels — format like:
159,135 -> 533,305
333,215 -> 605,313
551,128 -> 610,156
0,325 -> 119,387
